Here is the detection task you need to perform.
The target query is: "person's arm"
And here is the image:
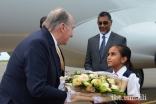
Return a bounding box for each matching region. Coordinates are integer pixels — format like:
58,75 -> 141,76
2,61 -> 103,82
84,40 -> 93,71
24,39 -> 66,104
122,73 -> 140,104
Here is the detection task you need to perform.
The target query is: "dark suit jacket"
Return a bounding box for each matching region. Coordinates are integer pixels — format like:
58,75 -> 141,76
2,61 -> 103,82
0,28 -> 67,104
84,31 -> 126,71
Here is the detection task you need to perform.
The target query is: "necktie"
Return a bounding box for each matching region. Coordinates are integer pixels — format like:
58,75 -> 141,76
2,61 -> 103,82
99,35 -> 105,58
56,46 -> 65,71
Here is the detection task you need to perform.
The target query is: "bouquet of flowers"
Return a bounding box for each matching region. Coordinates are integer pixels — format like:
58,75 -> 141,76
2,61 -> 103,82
60,70 -> 128,103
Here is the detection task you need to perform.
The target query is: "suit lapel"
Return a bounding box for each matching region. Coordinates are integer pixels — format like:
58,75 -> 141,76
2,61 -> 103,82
100,32 -> 114,61
95,34 -> 101,60
42,28 -> 61,79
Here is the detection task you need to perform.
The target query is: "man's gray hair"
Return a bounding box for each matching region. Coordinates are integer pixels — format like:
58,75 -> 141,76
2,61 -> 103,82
43,8 -> 70,31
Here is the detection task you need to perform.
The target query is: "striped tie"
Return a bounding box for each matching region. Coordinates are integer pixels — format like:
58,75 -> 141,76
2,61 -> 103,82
56,46 -> 65,71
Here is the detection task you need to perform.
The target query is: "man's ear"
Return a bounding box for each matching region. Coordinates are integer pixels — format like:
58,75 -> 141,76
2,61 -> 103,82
59,23 -> 65,33
110,20 -> 113,26
121,56 -> 127,64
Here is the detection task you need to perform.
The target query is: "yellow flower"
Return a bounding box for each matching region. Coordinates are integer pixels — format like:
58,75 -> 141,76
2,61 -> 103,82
91,79 -> 101,87
72,77 -> 81,86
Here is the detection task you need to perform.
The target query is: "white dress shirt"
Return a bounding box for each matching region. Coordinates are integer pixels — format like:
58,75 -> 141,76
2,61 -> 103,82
113,66 -> 140,98
99,30 -> 111,49
50,33 -> 57,47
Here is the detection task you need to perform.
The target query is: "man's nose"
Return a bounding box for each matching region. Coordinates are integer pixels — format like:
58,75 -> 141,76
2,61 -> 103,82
71,34 -> 73,37
101,24 -> 106,27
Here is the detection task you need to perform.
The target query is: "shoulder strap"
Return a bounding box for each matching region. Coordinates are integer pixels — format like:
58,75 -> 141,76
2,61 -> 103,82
105,69 -> 132,104
122,69 -> 133,95
123,69 -> 133,78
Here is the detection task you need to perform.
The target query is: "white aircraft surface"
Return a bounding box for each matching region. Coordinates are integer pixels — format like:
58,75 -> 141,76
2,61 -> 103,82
1,0 -> 156,87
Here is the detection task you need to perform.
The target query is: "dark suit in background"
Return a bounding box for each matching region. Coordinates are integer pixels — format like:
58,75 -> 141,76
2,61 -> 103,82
0,8 -> 74,104
85,32 -> 126,71
84,11 -> 126,71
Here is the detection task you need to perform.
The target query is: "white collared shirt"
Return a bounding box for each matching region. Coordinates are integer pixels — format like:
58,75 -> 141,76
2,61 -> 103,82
113,66 -> 140,98
50,32 -> 57,47
99,30 -> 111,49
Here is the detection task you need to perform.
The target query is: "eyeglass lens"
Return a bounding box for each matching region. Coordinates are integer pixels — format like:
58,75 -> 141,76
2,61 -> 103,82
98,21 -> 109,25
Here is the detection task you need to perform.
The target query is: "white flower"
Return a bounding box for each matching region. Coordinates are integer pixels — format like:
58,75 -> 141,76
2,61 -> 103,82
73,75 -> 80,79
89,74 -> 98,79
79,74 -> 89,82
107,78 -> 115,85
111,84 -> 119,90
100,76 -> 107,83
99,82 -> 111,92
102,82 -> 109,88
74,71 -> 82,75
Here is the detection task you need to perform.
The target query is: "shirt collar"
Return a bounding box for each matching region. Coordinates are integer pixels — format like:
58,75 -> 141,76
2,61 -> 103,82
50,32 -> 57,47
113,66 -> 127,77
100,30 -> 111,39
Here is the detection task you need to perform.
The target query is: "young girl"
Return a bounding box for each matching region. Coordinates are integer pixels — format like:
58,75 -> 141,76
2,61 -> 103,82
106,44 -> 140,104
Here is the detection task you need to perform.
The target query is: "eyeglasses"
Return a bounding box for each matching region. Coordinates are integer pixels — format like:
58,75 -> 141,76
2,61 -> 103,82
98,21 -> 109,25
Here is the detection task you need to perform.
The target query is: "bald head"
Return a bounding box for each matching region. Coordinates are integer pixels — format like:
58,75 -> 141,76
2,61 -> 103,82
42,8 -> 74,45
42,8 -> 72,31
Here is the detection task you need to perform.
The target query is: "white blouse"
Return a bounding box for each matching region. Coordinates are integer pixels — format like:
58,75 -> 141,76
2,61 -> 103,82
113,66 -> 140,98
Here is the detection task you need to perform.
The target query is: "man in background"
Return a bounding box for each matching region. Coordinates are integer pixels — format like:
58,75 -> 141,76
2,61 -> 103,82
40,16 -> 65,76
0,8 -> 74,104
40,16 -> 47,28
84,11 -> 127,72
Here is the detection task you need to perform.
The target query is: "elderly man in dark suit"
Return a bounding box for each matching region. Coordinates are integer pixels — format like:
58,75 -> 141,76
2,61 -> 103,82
0,8 -> 74,104
40,16 -> 65,76
84,11 -> 126,72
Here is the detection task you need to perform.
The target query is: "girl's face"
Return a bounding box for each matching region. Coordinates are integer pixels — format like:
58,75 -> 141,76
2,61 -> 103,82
107,46 -> 127,71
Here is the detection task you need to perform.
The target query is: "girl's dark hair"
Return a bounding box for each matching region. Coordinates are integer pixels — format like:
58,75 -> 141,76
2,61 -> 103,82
113,44 -> 134,71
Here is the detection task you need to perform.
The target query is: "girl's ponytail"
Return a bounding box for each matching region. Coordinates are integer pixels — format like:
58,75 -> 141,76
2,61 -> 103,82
126,60 -> 134,72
